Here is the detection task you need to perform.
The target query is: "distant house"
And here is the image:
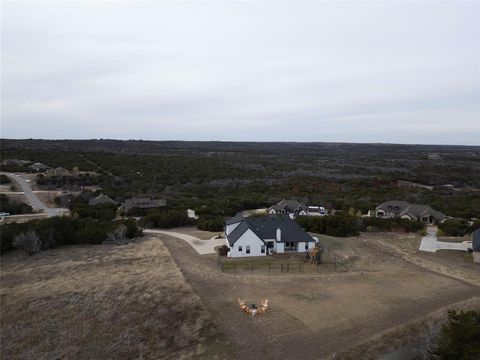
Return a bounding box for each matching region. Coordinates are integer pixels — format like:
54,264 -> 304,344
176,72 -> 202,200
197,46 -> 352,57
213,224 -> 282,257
307,206 -> 327,216
88,193 -> 117,206
268,199 -> 308,218
124,197 -> 166,213
375,200 -> 446,224
29,162 -> 49,172
472,229 -> 480,264
0,159 -> 29,167
225,214 -> 317,257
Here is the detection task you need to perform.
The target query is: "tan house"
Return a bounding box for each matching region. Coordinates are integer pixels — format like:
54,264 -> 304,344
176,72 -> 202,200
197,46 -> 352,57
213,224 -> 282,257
375,200 -> 446,224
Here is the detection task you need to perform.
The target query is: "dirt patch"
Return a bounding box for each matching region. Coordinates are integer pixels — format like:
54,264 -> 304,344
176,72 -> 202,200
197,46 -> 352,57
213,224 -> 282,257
0,238 -> 233,359
156,232 -> 480,360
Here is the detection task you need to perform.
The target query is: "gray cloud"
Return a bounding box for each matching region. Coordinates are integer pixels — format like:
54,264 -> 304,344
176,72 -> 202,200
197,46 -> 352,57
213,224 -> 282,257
1,1 -> 479,144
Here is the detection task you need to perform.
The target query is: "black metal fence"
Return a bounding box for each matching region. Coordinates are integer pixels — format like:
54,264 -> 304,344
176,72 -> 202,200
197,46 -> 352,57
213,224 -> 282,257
220,261 -> 344,273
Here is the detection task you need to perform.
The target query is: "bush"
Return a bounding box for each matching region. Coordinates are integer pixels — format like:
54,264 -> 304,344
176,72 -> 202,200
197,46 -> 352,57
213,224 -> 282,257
0,194 -> 33,215
438,219 -> 475,237
429,310 -> 480,359
196,216 -> 225,232
0,175 -> 11,184
0,217 -> 142,254
13,230 -> 42,255
296,215 -> 360,237
140,209 -> 193,229
361,217 -> 424,233
73,203 -> 117,221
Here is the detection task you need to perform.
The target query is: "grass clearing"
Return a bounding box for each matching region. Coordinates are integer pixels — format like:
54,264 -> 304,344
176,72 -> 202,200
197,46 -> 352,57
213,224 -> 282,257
0,238 -> 233,359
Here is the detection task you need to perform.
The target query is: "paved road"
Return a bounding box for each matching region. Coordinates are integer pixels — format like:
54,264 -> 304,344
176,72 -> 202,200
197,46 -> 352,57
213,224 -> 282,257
419,226 -> 471,252
1,172 -> 68,217
143,229 -> 225,255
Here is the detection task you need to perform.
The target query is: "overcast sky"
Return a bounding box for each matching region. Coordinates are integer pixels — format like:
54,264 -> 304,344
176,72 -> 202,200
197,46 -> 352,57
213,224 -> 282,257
1,1 -> 479,145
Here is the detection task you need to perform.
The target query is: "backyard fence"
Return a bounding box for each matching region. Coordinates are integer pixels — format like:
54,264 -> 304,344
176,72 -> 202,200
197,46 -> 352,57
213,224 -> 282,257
220,261 -> 347,273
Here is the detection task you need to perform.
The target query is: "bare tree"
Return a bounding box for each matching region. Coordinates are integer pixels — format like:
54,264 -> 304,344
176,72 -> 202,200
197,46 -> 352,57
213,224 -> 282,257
13,230 -> 42,255
104,224 -> 129,245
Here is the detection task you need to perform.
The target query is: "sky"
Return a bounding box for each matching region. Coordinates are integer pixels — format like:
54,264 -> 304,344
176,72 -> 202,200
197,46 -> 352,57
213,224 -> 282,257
1,1 -> 479,145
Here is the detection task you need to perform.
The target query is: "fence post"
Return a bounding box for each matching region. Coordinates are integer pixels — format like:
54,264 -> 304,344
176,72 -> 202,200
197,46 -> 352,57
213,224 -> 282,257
251,263 -> 254,272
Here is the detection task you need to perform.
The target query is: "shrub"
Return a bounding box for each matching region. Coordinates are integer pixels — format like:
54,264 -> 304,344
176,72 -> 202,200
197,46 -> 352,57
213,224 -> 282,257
13,231 -> 42,255
196,216 -> 225,232
296,215 -> 360,237
429,310 -> 480,359
438,219 -> 474,237
361,217 -> 424,233
140,209 -> 193,229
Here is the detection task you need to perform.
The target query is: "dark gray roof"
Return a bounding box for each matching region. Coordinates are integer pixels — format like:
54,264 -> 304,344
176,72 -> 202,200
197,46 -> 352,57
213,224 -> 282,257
124,197 -> 166,212
376,200 -> 446,221
88,193 -> 117,206
376,200 -> 411,213
269,199 -> 308,212
473,229 -> 480,252
226,215 -> 315,246
225,213 -> 245,225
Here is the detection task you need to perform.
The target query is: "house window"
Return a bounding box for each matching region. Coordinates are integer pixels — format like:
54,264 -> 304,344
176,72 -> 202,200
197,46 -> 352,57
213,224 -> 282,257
238,245 -> 243,252
246,246 -> 250,254
305,242 -> 309,250
261,245 -> 265,253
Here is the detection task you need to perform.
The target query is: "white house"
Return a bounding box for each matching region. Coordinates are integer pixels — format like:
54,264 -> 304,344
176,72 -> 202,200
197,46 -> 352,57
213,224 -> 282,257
225,214 -> 317,258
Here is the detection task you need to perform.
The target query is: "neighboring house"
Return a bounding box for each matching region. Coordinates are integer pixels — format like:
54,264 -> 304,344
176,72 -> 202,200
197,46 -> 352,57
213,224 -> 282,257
46,167 -> 70,176
375,200 -> 446,224
29,162 -> 49,172
472,229 -> 480,264
0,159 -> 29,166
268,199 -> 308,218
225,214 -> 317,257
124,197 -> 166,213
88,193 -> 117,206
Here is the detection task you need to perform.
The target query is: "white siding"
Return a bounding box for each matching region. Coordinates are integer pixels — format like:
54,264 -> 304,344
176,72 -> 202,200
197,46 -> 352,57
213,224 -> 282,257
276,242 -> 285,253
228,229 -> 266,257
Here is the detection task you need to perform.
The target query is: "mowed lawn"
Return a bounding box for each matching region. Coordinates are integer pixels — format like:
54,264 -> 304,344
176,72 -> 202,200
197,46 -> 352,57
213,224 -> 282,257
0,238 -> 232,360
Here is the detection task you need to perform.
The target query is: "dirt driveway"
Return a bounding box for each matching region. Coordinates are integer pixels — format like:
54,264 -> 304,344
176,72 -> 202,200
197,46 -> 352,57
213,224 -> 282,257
150,232 -> 480,360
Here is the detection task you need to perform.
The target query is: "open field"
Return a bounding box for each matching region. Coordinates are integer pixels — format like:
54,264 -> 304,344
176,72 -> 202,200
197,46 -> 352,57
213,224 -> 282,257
1,229 -> 479,359
0,238 -> 233,359
152,231 -> 480,359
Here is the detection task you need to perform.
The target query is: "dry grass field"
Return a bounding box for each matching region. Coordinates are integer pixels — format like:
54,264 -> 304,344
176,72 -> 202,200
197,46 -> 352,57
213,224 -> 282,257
0,238 -> 233,359
1,230 -> 479,360
155,231 -> 480,360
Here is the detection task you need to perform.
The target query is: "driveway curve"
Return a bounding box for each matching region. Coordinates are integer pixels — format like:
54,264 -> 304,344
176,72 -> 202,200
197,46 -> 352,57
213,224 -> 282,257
419,226 -> 470,252
1,172 -> 68,217
143,229 -> 225,255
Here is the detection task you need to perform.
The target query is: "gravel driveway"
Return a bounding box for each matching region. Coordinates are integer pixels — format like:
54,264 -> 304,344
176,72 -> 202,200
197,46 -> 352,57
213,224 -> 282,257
143,229 -> 225,255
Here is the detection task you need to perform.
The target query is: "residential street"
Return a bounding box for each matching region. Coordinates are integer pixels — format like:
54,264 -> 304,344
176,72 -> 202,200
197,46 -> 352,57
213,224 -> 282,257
419,226 -> 471,252
0,172 -> 68,217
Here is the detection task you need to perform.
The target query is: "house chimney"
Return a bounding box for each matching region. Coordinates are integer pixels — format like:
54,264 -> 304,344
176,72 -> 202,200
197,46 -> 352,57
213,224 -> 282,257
276,227 -> 281,242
